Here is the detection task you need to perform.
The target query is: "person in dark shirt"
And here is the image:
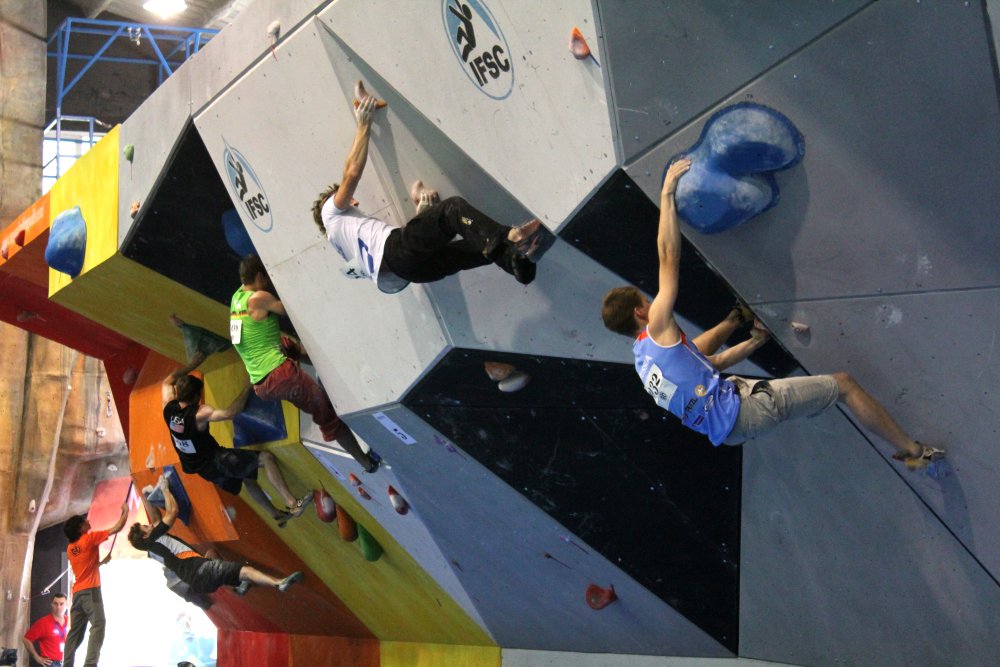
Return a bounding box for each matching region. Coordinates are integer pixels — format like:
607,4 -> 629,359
162,355 -> 312,525
129,477 -> 303,597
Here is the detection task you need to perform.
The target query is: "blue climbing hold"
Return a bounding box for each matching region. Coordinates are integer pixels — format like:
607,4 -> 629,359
671,102 -> 804,234
233,391 -> 288,447
221,208 -> 256,258
45,206 -> 88,277
146,465 -> 193,525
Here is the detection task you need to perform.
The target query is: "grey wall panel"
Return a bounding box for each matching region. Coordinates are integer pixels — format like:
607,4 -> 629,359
343,405 -> 731,656
626,1 -> 1000,302
599,0 -> 869,162
117,65 -> 192,248
739,410 -> 1000,666
187,0 -> 322,112
755,290 -> 1000,578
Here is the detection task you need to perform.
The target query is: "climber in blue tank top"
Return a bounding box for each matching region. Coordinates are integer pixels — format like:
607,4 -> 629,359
600,158 -> 944,469
633,326 -> 743,445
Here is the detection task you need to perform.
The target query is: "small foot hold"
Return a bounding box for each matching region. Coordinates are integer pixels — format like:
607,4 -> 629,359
569,27 -> 591,60
168,313 -> 185,328
790,321 -> 810,334
484,361 -> 516,382
388,485 -> 409,515
353,80 -> 387,109
277,571 -> 303,592
499,371 -> 530,393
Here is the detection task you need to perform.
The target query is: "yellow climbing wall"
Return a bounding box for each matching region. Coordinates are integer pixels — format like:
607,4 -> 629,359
47,126 -> 120,297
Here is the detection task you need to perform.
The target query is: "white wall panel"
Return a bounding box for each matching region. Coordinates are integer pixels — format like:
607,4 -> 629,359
318,0 -> 616,229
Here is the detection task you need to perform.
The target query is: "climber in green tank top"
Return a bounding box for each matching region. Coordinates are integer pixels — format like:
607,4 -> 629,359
230,288 -> 285,383
230,255 -> 380,473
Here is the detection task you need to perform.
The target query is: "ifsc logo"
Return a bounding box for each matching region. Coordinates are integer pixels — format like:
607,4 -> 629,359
222,140 -> 272,232
442,0 -> 513,100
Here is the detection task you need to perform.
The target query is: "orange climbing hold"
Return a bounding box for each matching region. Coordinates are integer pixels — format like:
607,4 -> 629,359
336,505 -> 358,541
569,27 -> 591,60
353,80 -> 387,109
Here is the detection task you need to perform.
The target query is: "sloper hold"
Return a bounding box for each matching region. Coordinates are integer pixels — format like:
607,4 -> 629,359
673,102 -> 804,234
221,208 -> 256,258
45,206 -> 88,277
232,391 -> 287,447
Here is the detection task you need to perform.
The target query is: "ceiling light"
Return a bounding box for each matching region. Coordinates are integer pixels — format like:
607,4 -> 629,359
143,0 -> 187,19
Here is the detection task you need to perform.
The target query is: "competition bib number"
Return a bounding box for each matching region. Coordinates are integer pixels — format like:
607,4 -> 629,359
171,435 -> 197,455
644,363 -> 678,406
230,318 -> 242,344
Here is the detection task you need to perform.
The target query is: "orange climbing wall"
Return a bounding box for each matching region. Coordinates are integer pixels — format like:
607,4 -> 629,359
128,351 -> 239,543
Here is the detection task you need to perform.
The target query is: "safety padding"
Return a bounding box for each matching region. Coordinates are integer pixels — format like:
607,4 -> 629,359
45,206 -> 87,277
146,464 -> 194,525
233,391 -> 288,447
48,126 -> 120,296
221,208 -> 256,258
674,102 -> 804,234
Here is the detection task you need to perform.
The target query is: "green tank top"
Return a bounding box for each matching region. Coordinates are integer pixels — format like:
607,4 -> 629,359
230,288 -> 285,383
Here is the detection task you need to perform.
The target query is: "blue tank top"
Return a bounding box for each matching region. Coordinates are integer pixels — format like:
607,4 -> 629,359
634,327 -> 740,445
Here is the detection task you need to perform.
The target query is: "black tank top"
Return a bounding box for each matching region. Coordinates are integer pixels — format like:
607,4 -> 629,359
162,400 -> 222,473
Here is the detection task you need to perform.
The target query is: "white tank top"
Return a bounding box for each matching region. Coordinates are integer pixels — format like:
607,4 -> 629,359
321,198 -> 409,293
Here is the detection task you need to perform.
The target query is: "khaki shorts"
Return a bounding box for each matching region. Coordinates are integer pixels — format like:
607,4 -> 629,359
723,375 -> 840,445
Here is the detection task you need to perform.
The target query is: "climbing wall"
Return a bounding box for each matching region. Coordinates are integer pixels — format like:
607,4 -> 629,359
7,0 -> 1000,666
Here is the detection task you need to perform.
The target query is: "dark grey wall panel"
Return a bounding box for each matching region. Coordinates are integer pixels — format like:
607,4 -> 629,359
599,0 -> 869,162
344,405 -> 731,657
757,289 -> 1000,579
626,1 -> 1000,301
739,409 -> 1000,666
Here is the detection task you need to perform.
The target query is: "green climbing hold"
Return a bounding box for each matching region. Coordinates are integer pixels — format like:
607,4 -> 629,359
124,144 -> 135,162
357,524 -> 383,562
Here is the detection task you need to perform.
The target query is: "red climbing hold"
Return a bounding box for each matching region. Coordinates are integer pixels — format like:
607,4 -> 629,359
585,583 -> 618,610
349,473 -> 361,487
315,486 -> 336,523
569,27 -> 591,60
388,485 -> 409,515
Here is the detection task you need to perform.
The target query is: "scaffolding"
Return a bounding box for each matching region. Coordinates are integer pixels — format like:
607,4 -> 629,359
45,17 -> 218,183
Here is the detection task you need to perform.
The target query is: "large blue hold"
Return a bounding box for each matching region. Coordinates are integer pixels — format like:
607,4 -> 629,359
221,208 -> 256,258
233,391 -> 288,447
45,206 -> 88,277
146,465 -> 193,525
672,102 -> 804,234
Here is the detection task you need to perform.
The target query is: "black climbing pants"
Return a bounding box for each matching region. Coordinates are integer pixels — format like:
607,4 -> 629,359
382,196 -> 509,283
